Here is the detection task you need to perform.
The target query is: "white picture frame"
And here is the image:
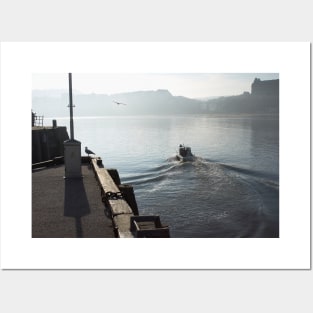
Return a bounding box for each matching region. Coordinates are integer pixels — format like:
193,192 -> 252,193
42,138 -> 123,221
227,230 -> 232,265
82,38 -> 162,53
0,42 -> 310,269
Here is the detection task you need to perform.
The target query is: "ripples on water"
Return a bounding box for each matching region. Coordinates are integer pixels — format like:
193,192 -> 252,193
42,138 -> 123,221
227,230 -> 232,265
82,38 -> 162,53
124,157 -> 279,238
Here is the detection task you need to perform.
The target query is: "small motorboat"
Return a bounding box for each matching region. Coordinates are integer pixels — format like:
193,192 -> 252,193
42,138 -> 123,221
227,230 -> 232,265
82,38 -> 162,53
176,144 -> 195,162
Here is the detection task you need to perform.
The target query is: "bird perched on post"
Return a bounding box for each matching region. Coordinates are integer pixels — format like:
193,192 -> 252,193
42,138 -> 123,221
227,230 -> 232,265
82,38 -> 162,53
85,146 -> 95,157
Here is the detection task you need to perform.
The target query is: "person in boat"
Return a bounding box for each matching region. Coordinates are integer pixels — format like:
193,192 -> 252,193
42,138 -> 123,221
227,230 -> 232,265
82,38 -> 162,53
179,144 -> 187,157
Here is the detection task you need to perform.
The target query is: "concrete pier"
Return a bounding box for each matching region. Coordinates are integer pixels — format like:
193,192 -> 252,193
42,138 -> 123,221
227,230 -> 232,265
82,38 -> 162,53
32,163 -> 115,238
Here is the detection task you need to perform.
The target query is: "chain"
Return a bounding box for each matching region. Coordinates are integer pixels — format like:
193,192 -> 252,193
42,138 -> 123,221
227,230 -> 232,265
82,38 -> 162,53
105,191 -> 124,200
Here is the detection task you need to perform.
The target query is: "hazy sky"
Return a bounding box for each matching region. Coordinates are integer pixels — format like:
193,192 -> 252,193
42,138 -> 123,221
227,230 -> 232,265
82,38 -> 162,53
32,73 -> 279,98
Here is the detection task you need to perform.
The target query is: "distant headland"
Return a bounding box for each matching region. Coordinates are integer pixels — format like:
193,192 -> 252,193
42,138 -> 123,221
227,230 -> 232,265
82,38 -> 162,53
204,78 -> 279,114
32,78 -> 279,117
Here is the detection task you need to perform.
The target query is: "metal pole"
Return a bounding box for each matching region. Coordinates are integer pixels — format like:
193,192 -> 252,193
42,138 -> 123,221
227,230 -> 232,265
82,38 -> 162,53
68,73 -> 74,140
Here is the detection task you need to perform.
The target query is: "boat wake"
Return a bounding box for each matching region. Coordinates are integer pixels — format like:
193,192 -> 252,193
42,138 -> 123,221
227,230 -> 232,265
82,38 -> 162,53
122,156 -> 279,238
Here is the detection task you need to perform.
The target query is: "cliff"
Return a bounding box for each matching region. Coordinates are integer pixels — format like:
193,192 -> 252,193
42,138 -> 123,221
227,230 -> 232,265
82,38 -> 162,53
32,89 -> 203,116
205,78 -> 279,114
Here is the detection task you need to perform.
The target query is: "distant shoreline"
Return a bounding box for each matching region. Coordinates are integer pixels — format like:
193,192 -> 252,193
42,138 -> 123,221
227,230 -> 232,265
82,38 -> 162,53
42,112 -> 279,121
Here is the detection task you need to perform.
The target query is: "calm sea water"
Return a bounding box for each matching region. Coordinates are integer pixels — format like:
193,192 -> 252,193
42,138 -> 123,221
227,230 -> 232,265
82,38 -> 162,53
45,114 -> 279,238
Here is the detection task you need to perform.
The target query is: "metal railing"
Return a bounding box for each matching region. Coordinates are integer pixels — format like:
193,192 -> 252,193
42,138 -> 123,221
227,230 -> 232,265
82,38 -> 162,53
32,112 -> 44,127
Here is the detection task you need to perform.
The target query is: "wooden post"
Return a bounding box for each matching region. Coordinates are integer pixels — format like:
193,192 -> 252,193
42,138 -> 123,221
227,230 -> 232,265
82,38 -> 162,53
119,184 -> 139,215
107,168 -> 121,185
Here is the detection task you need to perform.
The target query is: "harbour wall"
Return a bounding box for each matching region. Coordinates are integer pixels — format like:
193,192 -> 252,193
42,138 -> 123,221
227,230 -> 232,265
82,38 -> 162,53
32,126 -> 69,163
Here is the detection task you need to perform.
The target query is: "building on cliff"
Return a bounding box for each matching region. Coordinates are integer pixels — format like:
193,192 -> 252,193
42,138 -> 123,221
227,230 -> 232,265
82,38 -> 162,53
251,78 -> 279,97
204,77 -> 279,114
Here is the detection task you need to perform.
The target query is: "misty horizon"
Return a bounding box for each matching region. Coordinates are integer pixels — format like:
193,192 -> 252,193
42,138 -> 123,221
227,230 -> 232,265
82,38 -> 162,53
32,88 -> 222,101
32,73 -> 279,99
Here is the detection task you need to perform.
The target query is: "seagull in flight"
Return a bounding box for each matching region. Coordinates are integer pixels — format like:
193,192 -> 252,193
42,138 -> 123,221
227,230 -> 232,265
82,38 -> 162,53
113,100 -> 127,105
85,146 -> 95,157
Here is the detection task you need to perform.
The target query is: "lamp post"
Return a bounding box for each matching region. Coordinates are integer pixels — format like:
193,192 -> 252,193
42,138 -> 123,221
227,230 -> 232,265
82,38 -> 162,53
64,73 -> 82,178
68,73 -> 75,140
